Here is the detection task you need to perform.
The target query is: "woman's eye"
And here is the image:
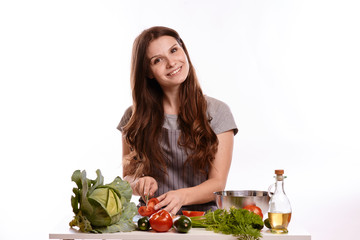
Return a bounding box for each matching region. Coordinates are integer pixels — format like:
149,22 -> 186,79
153,58 -> 161,64
171,47 -> 177,53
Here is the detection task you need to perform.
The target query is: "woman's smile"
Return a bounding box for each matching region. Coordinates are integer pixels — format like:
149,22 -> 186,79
167,66 -> 182,76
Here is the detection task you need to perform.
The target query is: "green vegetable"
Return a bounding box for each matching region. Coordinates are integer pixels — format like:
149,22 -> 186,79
69,169 -> 137,233
138,216 -> 150,231
174,215 -> 192,233
264,218 -> 271,229
190,208 -> 264,240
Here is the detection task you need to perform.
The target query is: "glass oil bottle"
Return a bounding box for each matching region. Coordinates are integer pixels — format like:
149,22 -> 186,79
268,169 -> 292,234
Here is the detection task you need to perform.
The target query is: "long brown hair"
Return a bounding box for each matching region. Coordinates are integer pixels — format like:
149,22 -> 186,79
122,26 -> 218,179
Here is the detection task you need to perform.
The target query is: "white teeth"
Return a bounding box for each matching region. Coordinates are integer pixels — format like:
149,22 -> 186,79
169,67 -> 181,76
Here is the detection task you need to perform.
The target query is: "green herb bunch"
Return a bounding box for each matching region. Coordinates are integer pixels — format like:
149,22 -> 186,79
191,208 -> 264,240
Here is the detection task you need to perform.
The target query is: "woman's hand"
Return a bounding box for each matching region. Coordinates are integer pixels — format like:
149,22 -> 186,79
126,176 -> 158,201
154,189 -> 187,216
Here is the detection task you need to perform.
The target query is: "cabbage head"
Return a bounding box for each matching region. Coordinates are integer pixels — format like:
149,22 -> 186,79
69,169 -> 137,233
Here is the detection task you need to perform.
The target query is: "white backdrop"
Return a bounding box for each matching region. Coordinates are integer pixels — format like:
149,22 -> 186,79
0,1 -> 359,240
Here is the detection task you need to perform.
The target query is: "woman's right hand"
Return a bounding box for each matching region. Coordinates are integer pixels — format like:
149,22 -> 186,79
128,176 -> 158,201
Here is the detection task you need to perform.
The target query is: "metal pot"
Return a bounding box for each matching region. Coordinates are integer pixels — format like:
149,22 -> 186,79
214,190 -> 270,215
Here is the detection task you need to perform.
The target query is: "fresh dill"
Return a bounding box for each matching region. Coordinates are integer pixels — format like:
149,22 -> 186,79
190,208 -> 264,240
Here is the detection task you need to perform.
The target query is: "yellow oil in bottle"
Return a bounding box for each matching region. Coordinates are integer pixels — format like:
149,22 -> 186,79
268,212 -> 292,234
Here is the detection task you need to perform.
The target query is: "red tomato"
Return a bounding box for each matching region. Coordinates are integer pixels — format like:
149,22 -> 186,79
243,205 -> 263,219
182,211 -> 205,217
138,198 -> 160,217
149,210 -> 173,232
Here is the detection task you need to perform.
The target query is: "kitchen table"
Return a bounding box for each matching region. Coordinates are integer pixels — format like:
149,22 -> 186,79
49,225 -> 311,240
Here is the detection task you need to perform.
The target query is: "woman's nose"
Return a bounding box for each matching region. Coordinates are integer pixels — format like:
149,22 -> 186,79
166,57 -> 176,68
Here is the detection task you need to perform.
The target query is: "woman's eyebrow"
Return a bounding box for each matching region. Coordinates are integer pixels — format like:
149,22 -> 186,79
168,43 -> 178,50
149,43 -> 178,61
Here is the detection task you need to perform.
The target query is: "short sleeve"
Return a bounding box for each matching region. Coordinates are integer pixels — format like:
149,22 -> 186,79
117,106 -> 133,132
206,96 -> 238,135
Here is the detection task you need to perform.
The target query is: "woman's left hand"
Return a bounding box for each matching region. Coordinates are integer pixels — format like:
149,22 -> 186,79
154,189 -> 187,216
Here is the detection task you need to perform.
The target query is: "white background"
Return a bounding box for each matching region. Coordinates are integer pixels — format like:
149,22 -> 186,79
0,0 -> 359,239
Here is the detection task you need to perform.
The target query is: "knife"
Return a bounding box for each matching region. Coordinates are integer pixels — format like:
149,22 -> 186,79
145,193 -> 149,206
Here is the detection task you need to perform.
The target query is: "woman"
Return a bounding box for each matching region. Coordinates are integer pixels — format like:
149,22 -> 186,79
118,26 -> 237,216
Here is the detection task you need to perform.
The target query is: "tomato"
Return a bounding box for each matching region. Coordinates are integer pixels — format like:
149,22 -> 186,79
182,211 -> 205,217
138,198 -> 160,217
149,209 -> 173,232
243,205 -> 263,219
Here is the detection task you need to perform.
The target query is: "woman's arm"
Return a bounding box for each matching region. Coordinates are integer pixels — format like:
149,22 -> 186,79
155,130 -> 234,215
122,133 -> 158,199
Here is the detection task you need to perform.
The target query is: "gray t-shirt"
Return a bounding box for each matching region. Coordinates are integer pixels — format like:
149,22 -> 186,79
118,96 -> 237,213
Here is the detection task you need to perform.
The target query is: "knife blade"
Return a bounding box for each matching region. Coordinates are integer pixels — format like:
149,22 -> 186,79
145,193 -> 149,206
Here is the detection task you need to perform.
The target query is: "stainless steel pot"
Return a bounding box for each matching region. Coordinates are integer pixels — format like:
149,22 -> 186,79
214,190 -> 270,214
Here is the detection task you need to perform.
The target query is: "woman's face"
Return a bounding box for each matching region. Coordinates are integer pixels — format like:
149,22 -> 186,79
146,36 -> 190,90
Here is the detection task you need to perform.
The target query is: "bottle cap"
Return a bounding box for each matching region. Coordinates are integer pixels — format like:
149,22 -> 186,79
275,169 -> 284,175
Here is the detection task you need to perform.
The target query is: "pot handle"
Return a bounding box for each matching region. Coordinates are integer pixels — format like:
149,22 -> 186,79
268,184 -> 275,198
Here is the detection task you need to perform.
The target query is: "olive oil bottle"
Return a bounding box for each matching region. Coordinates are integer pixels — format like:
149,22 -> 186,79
268,169 -> 292,234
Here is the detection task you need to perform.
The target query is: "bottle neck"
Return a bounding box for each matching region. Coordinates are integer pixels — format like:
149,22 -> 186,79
275,175 -> 285,194
276,174 -> 284,181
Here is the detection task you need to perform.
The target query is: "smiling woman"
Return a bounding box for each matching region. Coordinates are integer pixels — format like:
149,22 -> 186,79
117,26 -> 238,216
147,36 -> 190,91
